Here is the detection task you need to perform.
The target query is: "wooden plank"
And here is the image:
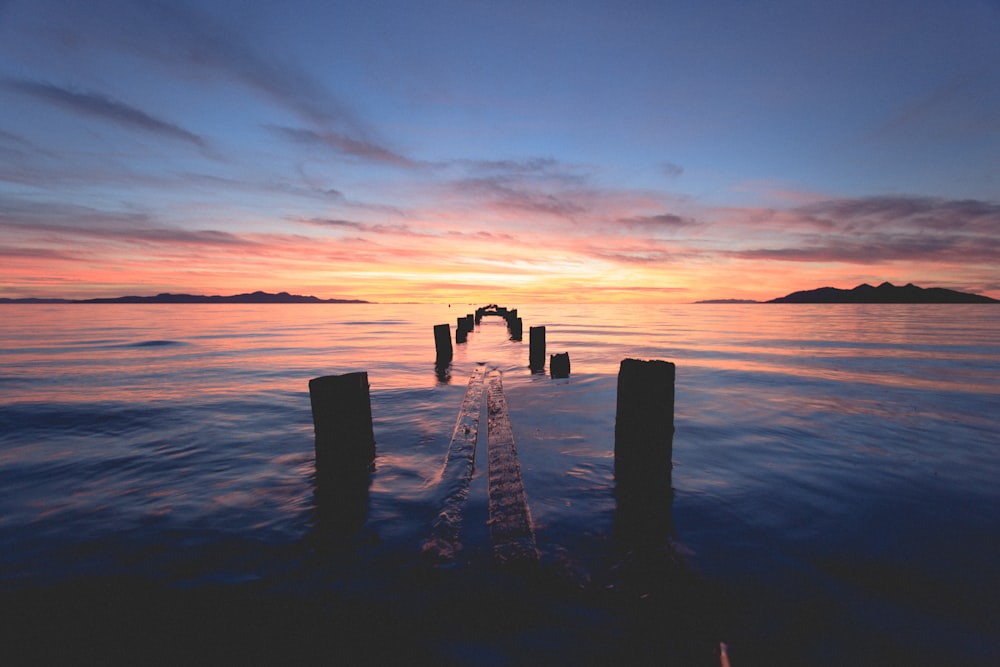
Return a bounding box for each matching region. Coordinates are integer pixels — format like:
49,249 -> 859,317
422,365 -> 485,562
486,371 -> 538,563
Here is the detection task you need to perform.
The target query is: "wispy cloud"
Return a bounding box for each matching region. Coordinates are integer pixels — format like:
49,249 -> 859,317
456,175 -> 588,219
434,157 -> 612,223
795,196 -> 1000,234
724,195 -> 1000,264
617,213 -> 700,230
729,235 -> 1000,264
661,161 -> 684,178
4,78 -> 205,147
0,128 -> 33,148
872,72 -> 1000,139
0,199 -> 253,246
0,246 -> 80,261
267,125 -> 416,167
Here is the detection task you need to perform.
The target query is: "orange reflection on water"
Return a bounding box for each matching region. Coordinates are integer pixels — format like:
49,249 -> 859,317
2,303 -> 998,405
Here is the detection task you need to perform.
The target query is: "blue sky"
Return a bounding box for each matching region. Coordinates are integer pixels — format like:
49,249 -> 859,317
2,0 -> 999,302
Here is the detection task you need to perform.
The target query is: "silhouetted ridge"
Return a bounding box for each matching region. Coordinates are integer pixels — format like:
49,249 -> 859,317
0,291 -> 369,304
768,282 -> 997,304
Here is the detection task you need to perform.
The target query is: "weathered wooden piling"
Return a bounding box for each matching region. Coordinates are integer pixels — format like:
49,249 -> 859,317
508,316 -> 523,341
434,323 -> 453,365
613,359 -> 675,545
550,352 -> 570,378
309,371 -> 376,478
614,358 -> 674,481
529,325 -> 546,370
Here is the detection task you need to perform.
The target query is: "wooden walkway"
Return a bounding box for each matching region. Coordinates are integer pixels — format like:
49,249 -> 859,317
422,366 -> 485,561
486,371 -> 538,563
422,364 -> 537,565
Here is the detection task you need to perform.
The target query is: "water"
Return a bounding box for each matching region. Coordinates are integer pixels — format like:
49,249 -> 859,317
1,303 -> 998,664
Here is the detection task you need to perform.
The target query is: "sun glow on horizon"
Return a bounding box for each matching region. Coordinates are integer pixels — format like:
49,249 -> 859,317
1,3 -> 998,303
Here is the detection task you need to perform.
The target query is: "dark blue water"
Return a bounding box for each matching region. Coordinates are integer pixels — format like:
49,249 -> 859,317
1,303 -> 997,664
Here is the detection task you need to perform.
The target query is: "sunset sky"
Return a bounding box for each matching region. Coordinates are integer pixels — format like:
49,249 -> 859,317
2,0 -> 999,303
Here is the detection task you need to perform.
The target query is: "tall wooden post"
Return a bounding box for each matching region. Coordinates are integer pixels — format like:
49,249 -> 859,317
434,323 -> 453,365
614,358 -> 674,480
309,372 -> 376,478
614,358 -> 675,544
529,325 -> 546,370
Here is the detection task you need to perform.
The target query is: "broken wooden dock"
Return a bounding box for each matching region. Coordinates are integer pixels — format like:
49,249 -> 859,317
422,364 -> 537,565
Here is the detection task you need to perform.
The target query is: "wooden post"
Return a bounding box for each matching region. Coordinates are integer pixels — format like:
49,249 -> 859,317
529,325 -> 546,370
434,323 -> 453,365
614,358 -> 674,481
509,317 -> 523,341
613,359 -> 674,544
550,352 -> 570,378
309,372 -> 376,478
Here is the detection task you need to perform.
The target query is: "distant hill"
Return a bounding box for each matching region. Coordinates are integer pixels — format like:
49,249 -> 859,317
767,282 -> 998,304
0,291 -> 370,304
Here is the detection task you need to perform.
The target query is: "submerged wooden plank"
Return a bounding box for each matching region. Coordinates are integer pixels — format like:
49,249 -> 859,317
422,365 -> 486,562
486,371 -> 538,563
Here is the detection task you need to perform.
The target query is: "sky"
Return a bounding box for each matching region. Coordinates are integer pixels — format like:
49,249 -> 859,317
1,0 -> 999,303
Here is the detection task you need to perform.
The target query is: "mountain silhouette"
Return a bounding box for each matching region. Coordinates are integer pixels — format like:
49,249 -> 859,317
767,282 -> 997,304
0,291 -> 369,304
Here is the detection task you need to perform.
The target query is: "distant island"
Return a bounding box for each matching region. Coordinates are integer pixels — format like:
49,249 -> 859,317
768,282 -> 997,304
0,291 -> 370,304
696,282 -> 998,304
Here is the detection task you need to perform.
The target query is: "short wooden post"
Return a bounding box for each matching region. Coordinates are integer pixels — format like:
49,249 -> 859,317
309,372 -> 376,478
509,317 -> 523,341
529,325 -> 546,370
434,323 -> 453,365
614,358 -> 674,481
550,352 -> 570,378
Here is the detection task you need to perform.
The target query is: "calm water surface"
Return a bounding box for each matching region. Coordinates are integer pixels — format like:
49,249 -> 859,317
1,303 -> 998,664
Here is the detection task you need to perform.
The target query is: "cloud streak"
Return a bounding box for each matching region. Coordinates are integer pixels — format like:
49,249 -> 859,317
722,195 -> 1000,265
267,125 -> 416,168
0,199 -> 254,247
4,78 -> 205,147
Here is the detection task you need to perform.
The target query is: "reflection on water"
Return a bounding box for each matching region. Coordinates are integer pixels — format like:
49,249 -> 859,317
1,303 -> 998,664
